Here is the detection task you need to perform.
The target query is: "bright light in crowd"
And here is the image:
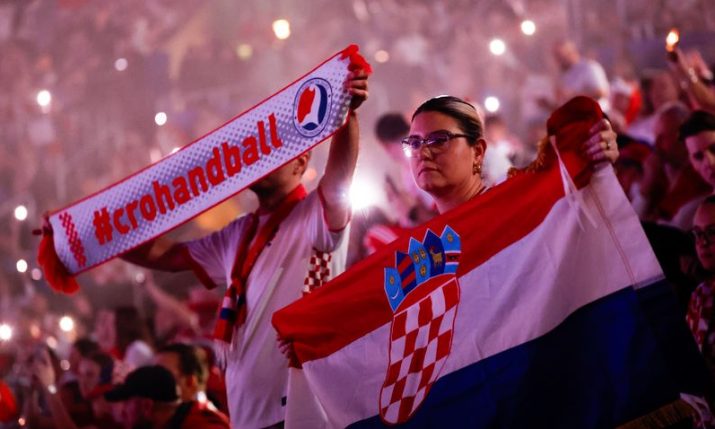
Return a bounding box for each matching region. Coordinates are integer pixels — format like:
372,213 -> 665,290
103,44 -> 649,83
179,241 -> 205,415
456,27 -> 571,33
521,20 -> 536,36
236,44 -> 253,60
154,112 -> 167,126
150,148 -> 162,163
272,19 -> 291,40
16,259 -> 28,273
666,28 -> 680,51
0,324 -> 12,341
36,89 -> 52,107
489,39 -> 506,56
14,205 -> 28,221
30,323 -> 41,338
60,360 -> 71,371
31,268 -> 42,281
59,316 -> 75,332
374,50 -> 390,63
349,177 -> 380,211
46,336 -> 58,349
114,57 -> 128,71
484,96 -> 500,113
135,272 -> 146,284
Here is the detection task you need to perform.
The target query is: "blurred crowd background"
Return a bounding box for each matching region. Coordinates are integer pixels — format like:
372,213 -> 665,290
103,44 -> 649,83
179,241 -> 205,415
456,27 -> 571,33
1,0 -> 715,427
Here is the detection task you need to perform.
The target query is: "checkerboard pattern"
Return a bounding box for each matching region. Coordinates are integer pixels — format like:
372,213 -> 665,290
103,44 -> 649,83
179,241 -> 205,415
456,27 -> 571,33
303,249 -> 332,295
379,277 -> 460,424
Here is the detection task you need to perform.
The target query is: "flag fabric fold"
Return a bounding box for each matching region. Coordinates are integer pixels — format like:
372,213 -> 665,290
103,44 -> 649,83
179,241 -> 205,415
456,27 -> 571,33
273,97 -> 702,428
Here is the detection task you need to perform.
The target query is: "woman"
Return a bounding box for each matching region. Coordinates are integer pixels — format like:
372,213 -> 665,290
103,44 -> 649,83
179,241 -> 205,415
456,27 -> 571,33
278,95 -> 619,364
32,349 -> 121,429
401,95 -> 618,213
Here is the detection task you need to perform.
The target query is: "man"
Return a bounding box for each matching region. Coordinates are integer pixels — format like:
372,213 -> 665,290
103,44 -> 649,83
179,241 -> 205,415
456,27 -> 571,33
155,344 -> 208,404
105,365 -> 229,429
540,39 -> 610,112
122,66 -> 368,428
634,103 -> 711,229
686,197 -> 715,425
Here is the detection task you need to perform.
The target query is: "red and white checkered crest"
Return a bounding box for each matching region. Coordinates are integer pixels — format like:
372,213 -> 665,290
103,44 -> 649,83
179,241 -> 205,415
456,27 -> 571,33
380,226 -> 461,424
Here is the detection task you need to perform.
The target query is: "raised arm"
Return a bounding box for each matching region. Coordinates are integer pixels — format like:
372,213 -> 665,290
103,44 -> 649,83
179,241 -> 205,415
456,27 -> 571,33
121,237 -> 192,272
318,65 -> 369,230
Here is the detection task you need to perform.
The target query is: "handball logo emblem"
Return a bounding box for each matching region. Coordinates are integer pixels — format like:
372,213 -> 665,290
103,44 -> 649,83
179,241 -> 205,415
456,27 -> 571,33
293,78 -> 332,137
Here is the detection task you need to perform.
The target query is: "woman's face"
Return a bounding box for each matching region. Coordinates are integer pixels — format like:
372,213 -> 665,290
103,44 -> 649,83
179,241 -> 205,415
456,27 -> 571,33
77,358 -> 101,398
408,111 -> 482,198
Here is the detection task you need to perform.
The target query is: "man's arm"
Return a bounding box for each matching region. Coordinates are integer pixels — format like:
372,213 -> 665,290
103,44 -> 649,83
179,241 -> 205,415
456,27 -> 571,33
121,237 -> 193,272
318,66 -> 369,230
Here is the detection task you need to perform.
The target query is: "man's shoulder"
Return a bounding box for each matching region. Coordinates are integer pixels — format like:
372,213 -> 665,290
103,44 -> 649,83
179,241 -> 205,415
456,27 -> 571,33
180,401 -> 231,429
578,58 -> 606,73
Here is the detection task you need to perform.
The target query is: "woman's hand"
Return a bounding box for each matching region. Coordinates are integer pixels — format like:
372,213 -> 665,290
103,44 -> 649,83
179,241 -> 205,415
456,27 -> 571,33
583,119 -> 619,169
32,348 -> 56,389
277,334 -> 301,369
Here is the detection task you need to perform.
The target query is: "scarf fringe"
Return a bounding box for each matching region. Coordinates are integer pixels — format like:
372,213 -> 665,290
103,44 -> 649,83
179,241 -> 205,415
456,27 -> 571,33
37,229 -> 80,294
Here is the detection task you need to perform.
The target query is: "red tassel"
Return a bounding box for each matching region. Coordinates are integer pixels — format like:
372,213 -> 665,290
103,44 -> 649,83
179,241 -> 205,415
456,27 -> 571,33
37,229 -> 80,294
340,44 -> 373,75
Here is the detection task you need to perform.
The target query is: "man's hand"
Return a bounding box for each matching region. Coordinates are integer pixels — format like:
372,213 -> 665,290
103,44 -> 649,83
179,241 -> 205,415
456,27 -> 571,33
347,64 -> 369,111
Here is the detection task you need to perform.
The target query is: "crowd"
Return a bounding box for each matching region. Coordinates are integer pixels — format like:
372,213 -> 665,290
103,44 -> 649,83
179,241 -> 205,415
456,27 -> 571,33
1,0 -> 715,428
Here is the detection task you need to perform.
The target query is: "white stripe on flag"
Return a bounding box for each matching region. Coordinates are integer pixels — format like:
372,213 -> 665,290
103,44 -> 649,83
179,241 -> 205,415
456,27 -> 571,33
299,167 -> 663,428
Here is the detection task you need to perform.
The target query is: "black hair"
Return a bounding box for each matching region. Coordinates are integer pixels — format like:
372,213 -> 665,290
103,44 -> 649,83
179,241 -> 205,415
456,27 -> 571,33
158,343 -> 207,385
85,351 -> 115,385
412,96 -> 484,146
375,113 -> 410,143
680,110 -> 715,141
73,338 -> 100,358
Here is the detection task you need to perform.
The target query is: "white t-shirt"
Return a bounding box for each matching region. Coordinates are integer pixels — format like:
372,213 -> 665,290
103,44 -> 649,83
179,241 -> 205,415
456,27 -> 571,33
187,190 -> 348,429
560,59 -> 610,112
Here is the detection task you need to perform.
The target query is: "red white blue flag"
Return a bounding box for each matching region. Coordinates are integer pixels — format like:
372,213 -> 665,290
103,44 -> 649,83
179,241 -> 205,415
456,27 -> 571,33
273,98 -> 705,428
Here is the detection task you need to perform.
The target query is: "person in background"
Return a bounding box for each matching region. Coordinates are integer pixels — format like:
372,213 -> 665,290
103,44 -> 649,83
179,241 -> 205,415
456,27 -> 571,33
105,365 -> 229,429
58,338 -> 101,426
31,348 -> 122,429
154,343 -> 224,416
634,103 -> 711,229
353,112 -> 438,263
683,110 -> 715,190
539,39 -> 610,113
670,48 -> 715,114
112,306 -> 154,370
686,196 -> 715,426
628,70 -> 681,144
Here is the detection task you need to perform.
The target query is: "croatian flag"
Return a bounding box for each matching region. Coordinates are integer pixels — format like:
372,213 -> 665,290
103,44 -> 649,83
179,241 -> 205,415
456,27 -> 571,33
273,98 -> 706,428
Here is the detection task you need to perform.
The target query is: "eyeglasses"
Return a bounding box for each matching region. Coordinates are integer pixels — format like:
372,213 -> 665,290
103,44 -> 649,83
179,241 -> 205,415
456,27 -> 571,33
401,131 -> 469,157
691,224 -> 715,245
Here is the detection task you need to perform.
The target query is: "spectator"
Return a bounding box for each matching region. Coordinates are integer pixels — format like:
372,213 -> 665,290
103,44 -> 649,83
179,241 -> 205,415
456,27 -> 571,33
683,110 -> 715,189
30,347 -> 123,429
112,306 -> 154,370
155,344 -> 205,403
105,365 -> 229,429
628,71 -> 682,144
634,103 -> 711,229
686,196 -> 715,426
540,39 -> 610,112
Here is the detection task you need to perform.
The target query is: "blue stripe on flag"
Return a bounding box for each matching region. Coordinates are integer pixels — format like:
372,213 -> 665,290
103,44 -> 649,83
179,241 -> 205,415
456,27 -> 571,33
349,280 -> 692,429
